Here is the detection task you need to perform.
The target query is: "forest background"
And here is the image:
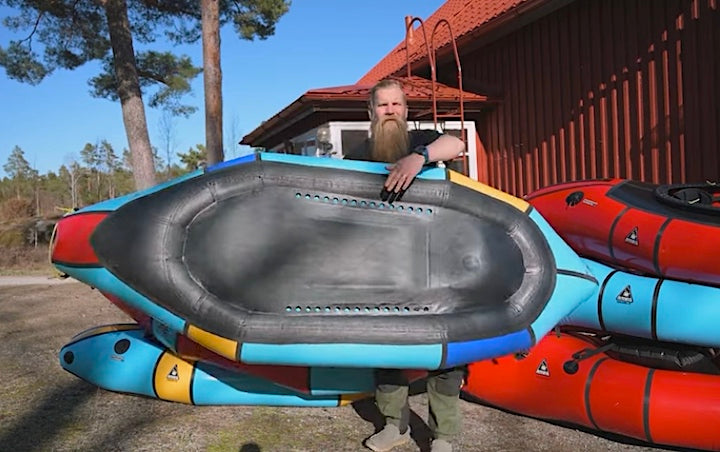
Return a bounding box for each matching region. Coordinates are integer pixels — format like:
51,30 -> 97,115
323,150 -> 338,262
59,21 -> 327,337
0,140 -> 208,273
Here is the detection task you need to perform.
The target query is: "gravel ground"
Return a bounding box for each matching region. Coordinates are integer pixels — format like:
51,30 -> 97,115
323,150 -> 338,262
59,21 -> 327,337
0,275 -> 79,286
0,282 -> 682,451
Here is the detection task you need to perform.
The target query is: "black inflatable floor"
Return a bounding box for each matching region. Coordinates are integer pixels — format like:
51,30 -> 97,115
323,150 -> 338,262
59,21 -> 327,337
185,186 -> 524,313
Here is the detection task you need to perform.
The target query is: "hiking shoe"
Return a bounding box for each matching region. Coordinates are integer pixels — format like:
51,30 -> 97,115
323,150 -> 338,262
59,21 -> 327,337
431,438 -> 452,452
365,424 -> 411,451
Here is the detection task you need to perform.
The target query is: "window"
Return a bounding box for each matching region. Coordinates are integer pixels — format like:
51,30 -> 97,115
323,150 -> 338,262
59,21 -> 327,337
341,130 -> 369,157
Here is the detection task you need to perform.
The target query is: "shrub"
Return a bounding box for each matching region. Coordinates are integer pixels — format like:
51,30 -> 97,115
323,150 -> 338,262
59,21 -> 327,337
1,197 -> 35,220
0,225 -> 26,247
0,246 -> 51,275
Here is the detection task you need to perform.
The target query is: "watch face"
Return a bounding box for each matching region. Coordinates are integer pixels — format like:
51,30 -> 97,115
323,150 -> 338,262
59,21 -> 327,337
413,146 -> 429,163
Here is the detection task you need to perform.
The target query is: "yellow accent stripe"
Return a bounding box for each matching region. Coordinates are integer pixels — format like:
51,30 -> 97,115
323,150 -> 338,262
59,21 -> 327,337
154,352 -> 194,404
186,324 -> 238,361
339,393 -> 372,406
449,171 -> 530,212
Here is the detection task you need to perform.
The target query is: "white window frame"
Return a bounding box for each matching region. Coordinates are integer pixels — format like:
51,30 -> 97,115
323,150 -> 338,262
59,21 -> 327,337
271,120 -> 478,180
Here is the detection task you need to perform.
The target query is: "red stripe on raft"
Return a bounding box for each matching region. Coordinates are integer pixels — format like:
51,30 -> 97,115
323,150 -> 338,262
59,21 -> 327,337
586,354 -> 649,441
101,292 -> 153,332
51,212 -> 108,266
648,370 -> 720,450
174,334 -> 313,393
463,332 -> 720,451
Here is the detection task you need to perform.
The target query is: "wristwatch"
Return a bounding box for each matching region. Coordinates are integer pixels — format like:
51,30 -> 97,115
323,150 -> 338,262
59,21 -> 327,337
412,145 -> 430,165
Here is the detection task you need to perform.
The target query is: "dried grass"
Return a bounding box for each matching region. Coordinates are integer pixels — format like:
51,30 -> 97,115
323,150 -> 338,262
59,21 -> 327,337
0,246 -> 53,275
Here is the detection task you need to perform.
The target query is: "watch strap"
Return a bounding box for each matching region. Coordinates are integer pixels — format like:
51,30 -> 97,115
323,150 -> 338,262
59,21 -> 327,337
412,145 -> 430,164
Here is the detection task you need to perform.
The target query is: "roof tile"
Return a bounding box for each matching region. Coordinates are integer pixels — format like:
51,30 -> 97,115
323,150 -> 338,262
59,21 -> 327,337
358,0 -> 531,84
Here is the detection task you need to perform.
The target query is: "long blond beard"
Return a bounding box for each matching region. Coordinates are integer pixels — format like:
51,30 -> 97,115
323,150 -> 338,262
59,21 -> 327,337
370,117 -> 409,163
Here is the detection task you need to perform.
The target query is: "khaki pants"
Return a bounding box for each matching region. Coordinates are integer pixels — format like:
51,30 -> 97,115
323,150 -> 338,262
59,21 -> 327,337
375,367 -> 465,441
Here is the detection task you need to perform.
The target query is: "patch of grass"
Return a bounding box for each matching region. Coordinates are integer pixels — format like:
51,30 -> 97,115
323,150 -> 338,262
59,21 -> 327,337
208,407 -> 297,450
207,406 -> 366,451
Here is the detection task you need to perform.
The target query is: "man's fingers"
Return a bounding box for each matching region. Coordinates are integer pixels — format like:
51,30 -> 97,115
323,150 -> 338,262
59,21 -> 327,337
387,189 -> 405,203
401,176 -> 413,191
384,173 -> 400,191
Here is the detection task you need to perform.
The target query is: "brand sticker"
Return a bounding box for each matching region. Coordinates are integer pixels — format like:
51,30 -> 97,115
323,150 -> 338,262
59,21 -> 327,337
616,285 -> 634,304
625,227 -> 639,246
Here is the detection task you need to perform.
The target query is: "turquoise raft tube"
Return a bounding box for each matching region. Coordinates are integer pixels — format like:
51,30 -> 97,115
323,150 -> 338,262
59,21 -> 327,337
60,324 -> 372,406
561,258 -> 720,348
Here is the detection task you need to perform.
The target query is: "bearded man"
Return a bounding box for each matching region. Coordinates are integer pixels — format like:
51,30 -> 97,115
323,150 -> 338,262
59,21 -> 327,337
343,79 -> 465,199
343,78 -> 466,452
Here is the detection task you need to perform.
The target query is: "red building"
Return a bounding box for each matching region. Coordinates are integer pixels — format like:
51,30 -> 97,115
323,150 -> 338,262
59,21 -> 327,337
242,0 -> 720,197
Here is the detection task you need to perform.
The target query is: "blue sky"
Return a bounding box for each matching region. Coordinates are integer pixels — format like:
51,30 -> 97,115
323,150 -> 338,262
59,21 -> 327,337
0,1 -> 445,177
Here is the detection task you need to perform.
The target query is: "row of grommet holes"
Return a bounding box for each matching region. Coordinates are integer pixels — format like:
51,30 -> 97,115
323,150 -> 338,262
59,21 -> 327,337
285,305 -> 430,313
295,192 -> 433,214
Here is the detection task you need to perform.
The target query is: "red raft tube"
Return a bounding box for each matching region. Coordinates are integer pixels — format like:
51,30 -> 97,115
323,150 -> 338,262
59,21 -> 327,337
463,330 -> 720,451
526,179 -> 720,286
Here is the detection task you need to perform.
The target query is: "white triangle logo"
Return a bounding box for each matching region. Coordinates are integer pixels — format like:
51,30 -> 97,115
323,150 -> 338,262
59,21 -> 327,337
536,359 -> 550,377
625,227 -> 639,246
167,364 -> 180,381
616,285 -> 634,304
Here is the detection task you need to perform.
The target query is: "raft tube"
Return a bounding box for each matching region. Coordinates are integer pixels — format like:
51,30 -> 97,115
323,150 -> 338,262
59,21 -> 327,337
561,258 -> 720,348
526,178 -> 720,286
60,324 -> 372,406
463,330 -> 720,451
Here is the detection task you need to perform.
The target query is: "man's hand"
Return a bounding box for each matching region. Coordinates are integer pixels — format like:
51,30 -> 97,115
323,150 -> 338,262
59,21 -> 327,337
384,153 -> 425,193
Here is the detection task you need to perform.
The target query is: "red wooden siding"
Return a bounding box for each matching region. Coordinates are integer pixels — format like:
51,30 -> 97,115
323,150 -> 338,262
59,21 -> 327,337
447,0 -> 719,197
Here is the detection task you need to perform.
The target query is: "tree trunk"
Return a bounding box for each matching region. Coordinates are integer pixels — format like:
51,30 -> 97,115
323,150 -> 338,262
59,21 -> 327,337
202,0 -> 223,165
69,170 -> 77,208
103,0 -> 157,189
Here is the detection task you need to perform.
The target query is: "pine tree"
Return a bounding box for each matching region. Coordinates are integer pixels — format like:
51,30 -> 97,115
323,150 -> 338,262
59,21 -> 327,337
3,145 -> 37,199
1,0 -> 291,189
